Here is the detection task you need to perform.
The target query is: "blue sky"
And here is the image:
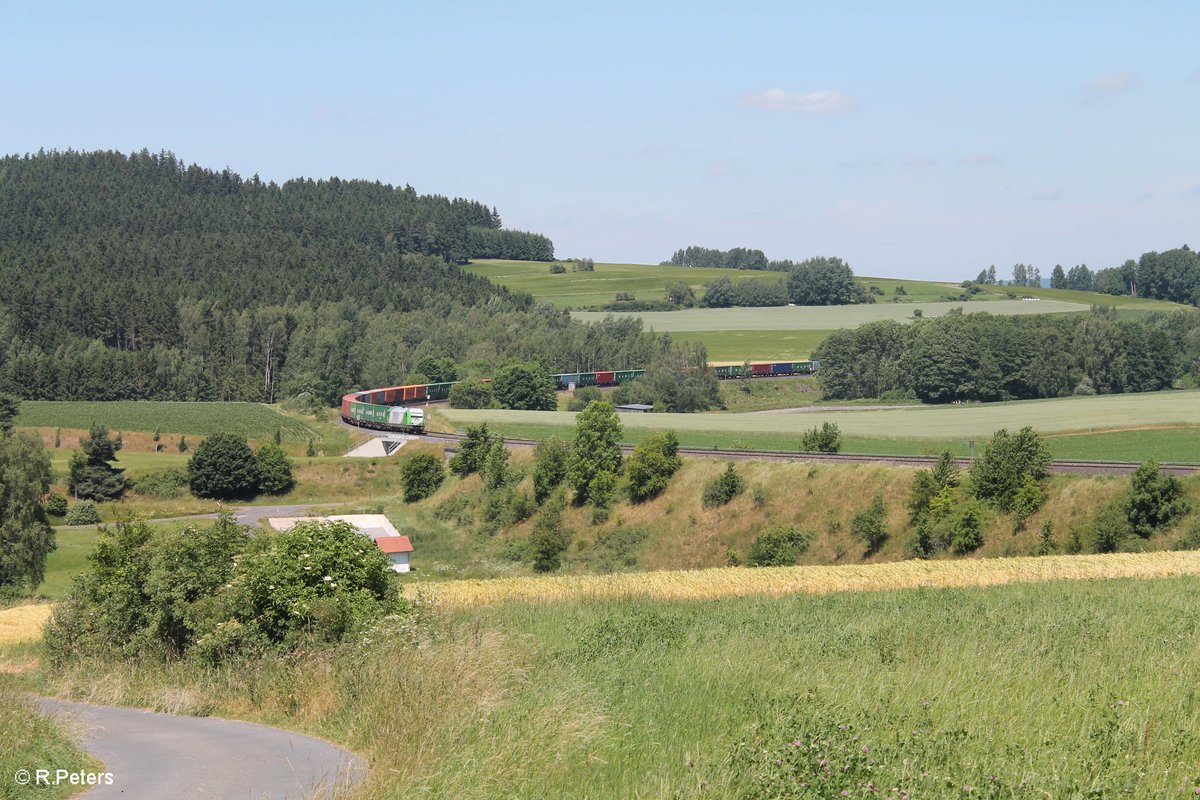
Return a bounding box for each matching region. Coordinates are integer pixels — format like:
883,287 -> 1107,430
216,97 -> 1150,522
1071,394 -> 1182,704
3,0 -> 1198,279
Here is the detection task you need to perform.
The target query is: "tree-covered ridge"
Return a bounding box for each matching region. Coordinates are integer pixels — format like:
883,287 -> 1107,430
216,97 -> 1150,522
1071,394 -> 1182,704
0,150 -> 660,403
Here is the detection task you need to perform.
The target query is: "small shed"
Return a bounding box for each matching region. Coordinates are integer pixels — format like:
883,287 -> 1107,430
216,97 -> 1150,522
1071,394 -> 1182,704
615,403 -> 654,413
267,514 -> 414,573
374,535 -> 414,573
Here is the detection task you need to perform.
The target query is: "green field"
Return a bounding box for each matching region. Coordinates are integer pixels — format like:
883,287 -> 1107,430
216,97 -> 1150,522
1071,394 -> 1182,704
669,329 -> 842,360
571,298 -> 1092,331
16,401 -> 316,440
443,390 -> 1200,440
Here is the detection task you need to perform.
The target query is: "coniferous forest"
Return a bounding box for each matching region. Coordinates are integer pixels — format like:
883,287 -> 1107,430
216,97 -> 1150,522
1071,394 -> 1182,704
0,150 -> 657,403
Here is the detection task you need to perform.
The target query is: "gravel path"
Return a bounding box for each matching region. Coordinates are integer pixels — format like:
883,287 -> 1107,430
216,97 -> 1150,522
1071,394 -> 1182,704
37,697 -> 365,799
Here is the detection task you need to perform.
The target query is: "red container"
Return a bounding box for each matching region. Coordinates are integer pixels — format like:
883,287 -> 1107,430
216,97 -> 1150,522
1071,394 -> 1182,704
595,371 -> 616,385
751,363 -> 772,376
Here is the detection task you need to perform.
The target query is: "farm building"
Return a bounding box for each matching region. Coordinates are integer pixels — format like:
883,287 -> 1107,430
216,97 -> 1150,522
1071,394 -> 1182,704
615,403 -> 654,413
268,514 -> 414,573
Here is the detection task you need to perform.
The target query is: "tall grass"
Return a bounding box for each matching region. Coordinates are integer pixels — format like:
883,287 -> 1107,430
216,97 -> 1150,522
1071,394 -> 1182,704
31,576 -> 1200,798
0,689 -> 95,800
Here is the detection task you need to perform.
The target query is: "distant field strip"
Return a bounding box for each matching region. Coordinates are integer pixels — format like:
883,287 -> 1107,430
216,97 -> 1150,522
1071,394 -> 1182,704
668,329 -> 830,360
464,259 -> 786,308
419,551 -> 1200,608
442,390 -> 1200,439
16,401 -> 314,440
571,299 -> 1091,331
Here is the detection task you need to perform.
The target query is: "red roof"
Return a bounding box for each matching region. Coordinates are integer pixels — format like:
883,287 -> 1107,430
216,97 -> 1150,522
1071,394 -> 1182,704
375,535 -> 413,554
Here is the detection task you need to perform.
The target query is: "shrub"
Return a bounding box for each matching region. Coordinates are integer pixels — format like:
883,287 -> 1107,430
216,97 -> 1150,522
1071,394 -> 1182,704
532,437 -> 571,503
549,263 -> 566,274
401,452 -> 445,502
529,494 -> 571,572
969,427 -> 1051,511
801,422 -> 841,453
448,377 -> 495,409
482,439 -> 510,490
1035,520 -> 1058,556
751,483 -> 767,507
46,518 -> 405,665
67,424 -> 127,501
702,464 -> 745,508
255,444 -> 295,495
748,524 -> 813,567
434,493 -> 473,525
949,505 -> 984,554
188,433 -> 260,499
132,469 -> 190,498
567,386 -> 603,412
626,430 -> 682,503
64,500 -> 101,526
1088,502 -> 1133,553
44,492 -> 68,516
566,402 -> 624,505
1011,474 -> 1045,530
449,423 -> 493,477
851,494 -> 888,554
1124,460 -> 1189,537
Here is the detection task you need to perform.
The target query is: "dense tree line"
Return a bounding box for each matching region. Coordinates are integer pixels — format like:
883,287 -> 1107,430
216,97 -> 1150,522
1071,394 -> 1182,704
814,307 -> 1200,402
662,246 -> 770,270
976,247 -> 1200,305
702,277 -> 787,307
0,150 -> 667,403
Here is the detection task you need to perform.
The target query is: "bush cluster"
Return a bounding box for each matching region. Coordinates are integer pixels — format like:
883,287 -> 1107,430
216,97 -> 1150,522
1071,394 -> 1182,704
702,464 -> 745,508
45,518 -> 406,665
187,434 -> 295,500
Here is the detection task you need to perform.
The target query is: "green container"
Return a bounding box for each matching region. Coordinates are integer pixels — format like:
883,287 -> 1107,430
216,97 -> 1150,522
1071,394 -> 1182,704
427,382 -> 454,401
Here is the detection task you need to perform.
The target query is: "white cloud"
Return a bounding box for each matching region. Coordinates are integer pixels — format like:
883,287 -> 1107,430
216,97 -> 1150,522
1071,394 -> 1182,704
1030,186 -> 1064,201
739,88 -> 856,114
958,153 -> 1002,165
1082,72 -> 1140,97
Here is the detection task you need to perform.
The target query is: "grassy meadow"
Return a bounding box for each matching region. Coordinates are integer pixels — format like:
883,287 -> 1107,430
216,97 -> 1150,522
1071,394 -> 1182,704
12,573 -> 1200,798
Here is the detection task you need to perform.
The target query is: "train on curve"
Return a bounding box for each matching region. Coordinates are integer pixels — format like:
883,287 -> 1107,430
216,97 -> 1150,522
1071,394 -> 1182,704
340,360 -> 818,434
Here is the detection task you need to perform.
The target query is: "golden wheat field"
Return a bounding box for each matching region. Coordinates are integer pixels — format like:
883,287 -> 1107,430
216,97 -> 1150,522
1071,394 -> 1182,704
417,551 -> 1200,609
0,604 -> 53,644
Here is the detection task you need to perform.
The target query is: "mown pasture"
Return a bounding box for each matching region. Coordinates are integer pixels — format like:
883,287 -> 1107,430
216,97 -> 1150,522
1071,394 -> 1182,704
441,390 -> 1200,450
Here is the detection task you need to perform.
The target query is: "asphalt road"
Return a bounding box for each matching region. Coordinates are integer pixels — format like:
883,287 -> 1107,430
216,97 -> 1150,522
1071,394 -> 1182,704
36,697 -> 365,799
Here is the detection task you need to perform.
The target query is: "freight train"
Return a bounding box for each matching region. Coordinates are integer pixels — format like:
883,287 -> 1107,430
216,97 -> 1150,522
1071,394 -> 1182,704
341,361 -> 817,433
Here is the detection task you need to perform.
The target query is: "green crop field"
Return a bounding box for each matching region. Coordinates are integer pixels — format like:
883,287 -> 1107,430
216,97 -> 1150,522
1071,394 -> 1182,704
15,401 -> 317,441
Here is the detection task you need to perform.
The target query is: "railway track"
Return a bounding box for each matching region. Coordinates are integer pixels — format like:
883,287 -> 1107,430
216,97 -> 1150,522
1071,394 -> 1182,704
416,431 -> 1200,477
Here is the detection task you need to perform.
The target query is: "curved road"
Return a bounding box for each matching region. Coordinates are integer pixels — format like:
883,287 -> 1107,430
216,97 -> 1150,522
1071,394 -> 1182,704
37,698 -> 365,799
